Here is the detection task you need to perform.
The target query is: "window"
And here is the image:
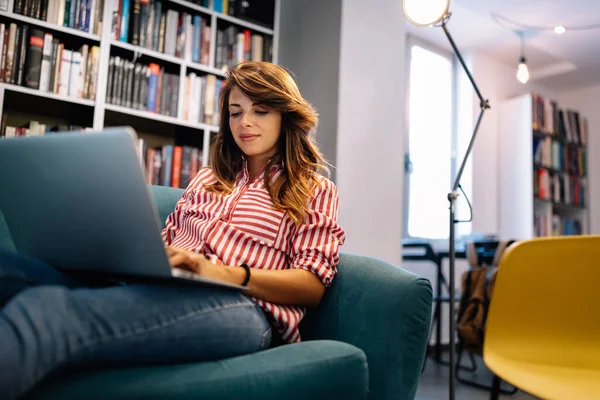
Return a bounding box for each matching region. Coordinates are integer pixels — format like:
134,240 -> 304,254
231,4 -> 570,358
404,38 -> 472,240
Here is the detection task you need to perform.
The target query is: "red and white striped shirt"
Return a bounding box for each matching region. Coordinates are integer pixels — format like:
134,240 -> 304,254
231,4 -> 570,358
161,160 -> 346,343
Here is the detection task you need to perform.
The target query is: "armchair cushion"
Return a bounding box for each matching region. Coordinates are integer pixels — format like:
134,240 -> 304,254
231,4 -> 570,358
25,340 -> 368,400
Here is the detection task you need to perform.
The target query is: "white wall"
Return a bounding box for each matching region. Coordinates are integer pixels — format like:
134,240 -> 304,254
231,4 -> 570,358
560,84 -> 600,234
335,0 -> 406,267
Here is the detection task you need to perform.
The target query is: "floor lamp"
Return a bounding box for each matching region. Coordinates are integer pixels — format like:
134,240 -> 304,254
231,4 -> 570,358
401,1 -> 490,399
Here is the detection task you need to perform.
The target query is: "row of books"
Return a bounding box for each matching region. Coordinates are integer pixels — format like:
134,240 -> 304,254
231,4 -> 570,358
13,0 -> 103,35
0,23 -> 100,99
107,56 -> 179,116
115,2 -> 212,65
532,93 -> 588,145
215,25 -> 272,70
138,141 -> 205,189
534,136 -> 587,176
111,1 -> 272,67
1,120 -> 89,138
535,167 -> 586,207
183,72 -> 223,125
534,210 -> 583,237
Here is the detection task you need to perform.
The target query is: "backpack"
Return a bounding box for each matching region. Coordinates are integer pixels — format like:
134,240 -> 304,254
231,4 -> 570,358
456,240 -> 514,354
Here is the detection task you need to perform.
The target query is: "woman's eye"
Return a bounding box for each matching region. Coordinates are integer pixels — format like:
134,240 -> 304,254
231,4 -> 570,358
255,110 -> 268,115
230,112 -> 241,117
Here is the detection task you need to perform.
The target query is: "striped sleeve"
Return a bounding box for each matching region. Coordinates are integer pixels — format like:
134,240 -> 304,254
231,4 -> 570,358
289,179 -> 346,287
161,168 -> 212,245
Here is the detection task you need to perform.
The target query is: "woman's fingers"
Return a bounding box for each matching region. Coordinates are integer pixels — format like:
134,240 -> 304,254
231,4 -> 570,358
169,253 -> 191,269
169,252 -> 203,274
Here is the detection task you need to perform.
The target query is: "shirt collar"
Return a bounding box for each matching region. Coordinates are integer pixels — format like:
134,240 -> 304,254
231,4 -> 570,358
238,157 -> 283,186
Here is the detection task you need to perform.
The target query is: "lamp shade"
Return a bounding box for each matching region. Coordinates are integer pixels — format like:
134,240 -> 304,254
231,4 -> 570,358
402,0 -> 450,27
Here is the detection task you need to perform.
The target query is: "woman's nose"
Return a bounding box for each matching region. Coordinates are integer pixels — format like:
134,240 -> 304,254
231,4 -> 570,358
240,112 -> 253,127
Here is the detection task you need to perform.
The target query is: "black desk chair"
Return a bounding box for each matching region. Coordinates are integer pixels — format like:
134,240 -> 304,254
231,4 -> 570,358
402,240 -> 470,369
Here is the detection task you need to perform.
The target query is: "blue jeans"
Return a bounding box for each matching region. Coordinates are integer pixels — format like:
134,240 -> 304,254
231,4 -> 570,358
0,250 -> 272,400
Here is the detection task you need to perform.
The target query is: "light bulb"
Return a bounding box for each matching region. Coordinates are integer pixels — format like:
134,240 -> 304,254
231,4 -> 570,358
554,26 -> 566,34
517,57 -> 529,84
403,0 -> 450,27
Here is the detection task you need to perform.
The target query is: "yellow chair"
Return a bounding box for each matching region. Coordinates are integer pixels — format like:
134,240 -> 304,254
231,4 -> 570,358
483,235 -> 600,400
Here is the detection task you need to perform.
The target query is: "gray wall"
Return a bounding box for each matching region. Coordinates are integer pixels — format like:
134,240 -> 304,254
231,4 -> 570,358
277,0 -> 342,180
278,0 -> 407,266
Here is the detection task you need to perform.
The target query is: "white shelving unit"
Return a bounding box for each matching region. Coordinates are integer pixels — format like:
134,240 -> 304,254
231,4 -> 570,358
499,93 -> 589,240
0,0 -> 280,169
0,83 -> 96,106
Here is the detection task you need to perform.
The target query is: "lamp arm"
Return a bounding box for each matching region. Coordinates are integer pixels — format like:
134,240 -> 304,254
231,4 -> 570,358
440,19 -> 490,193
441,20 -> 486,106
452,107 -> 485,193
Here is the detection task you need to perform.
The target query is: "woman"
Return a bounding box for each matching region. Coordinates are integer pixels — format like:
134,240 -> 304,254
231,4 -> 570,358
0,61 -> 345,399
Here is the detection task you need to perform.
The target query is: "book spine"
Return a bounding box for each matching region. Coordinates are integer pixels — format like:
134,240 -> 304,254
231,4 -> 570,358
48,38 -> 59,91
170,74 -> 178,117
68,0 -> 76,28
125,61 -> 135,108
78,44 -> 87,97
38,33 -> 53,91
162,145 -> 172,187
114,56 -> 123,105
139,64 -> 148,110
171,146 -> 182,188
16,24 -> 28,86
0,24 -> 5,83
131,62 -> 140,109
179,146 -> 193,188
146,62 -> 159,112
58,48 -> 72,96
56,0 -> 65,26
68,50 -> 81,97
89,45 -> 99,100
130,0 -> 140,45
106,55 -> 114,103
119,0 -> 130,42
0,26 -> 8,83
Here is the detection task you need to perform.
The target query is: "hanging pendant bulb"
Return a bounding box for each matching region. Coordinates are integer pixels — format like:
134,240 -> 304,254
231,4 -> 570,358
516,32 -> 529,84
517,57 -> 529,84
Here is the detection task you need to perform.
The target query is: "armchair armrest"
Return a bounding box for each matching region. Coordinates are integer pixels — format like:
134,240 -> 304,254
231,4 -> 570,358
300,253 -> 433,400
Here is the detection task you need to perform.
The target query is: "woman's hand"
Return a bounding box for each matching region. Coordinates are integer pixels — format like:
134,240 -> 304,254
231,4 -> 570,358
165,246 -> 234,283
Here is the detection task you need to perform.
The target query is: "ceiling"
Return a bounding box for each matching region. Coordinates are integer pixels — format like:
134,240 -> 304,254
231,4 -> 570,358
404,0 -> 600,92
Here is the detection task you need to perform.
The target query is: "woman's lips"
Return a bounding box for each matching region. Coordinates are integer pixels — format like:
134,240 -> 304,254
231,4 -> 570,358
239,134 -> 259,142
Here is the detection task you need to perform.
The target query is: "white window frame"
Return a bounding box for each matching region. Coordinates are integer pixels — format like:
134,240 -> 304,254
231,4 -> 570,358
403,35 -> 465,240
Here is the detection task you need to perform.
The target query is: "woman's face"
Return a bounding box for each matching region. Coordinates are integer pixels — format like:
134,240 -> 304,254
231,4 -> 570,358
228,86 -> 282,164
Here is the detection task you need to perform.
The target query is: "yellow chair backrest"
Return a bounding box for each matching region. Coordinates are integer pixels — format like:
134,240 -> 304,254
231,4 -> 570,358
484,235 -> 600,399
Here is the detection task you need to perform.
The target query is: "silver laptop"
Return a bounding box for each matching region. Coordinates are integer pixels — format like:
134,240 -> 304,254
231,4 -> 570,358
0,127 -> 246,291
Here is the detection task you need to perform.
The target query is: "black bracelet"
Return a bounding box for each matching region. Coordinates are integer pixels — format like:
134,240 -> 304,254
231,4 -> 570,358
240,264 -> 251,286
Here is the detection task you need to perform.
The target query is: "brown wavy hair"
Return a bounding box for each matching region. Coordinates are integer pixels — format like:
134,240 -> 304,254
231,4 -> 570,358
206,61 -> 329,224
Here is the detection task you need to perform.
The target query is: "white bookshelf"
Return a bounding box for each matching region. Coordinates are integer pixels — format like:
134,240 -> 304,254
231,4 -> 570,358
216,12 -> 274,35
105,103 -> 217,131
0,0 -> 279,172
110,40 -> 184,66
0,83 -> 96,106
499,93 -> 590,240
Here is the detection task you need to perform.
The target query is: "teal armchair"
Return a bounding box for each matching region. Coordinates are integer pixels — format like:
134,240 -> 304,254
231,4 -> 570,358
0,185 -> 432,400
